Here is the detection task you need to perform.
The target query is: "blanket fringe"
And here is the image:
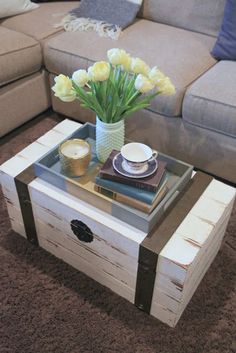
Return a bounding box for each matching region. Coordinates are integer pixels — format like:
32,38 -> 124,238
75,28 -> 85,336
54,15 -> 122,40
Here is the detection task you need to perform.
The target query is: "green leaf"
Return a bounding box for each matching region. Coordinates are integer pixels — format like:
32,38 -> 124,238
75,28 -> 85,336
122,103 -> 150,118
100,80 -> 108,108
71,69 -> 161,123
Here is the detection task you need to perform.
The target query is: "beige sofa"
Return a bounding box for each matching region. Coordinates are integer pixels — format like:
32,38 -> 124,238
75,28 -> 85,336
0,1 -> 236,183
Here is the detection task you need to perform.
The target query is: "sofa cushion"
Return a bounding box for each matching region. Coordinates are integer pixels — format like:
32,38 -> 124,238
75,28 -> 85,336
1,2 -> 77,42
0,71 -> 50,137
211,0 -> 236,60
183,61 -> 236,138
0,0 -> 38,19
0,27 -> 42,87
44,19 -> 216,117
139,0 -> 225,37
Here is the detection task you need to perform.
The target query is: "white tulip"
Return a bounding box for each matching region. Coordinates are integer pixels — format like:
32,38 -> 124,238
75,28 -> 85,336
72,69 -> 89,87
135,74 -> 155,93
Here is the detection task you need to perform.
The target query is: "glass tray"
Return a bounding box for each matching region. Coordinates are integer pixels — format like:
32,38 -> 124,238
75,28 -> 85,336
34,123 -> 193,233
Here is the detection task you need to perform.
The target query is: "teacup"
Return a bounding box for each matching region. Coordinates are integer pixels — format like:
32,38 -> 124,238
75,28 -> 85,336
120,142 -> 158,173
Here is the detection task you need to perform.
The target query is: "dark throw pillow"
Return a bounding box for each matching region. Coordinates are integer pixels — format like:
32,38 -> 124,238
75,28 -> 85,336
211,0 -> 236,60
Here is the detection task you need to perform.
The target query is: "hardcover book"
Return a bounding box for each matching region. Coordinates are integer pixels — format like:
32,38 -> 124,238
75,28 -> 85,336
99,150 -> 167,192
95,173 -> 169,213
94,183 -> 168,213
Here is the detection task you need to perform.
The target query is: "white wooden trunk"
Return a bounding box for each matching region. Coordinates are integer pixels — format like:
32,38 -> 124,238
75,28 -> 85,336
0,119 -> 235,327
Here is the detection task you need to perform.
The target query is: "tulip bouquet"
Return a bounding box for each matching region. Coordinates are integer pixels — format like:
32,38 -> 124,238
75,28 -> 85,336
52,48 -> 175,124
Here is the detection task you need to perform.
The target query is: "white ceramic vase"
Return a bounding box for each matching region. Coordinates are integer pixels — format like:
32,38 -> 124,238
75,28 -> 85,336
96,116 -> 125,163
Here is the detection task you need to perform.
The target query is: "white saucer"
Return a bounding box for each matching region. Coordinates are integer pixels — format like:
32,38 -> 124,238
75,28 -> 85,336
122,160 -> 149,174
113,153 -> 158,179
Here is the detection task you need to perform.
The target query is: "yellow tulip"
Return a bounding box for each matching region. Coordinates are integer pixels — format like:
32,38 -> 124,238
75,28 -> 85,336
72,69 -> 89,87
157,77 -> 176,95
88,61 -> 110,82
131,57 -> 150,75
107,48 -> 132,71
148,66 -> 166,85
52,74 -> 76,102
135,74 -> 155,93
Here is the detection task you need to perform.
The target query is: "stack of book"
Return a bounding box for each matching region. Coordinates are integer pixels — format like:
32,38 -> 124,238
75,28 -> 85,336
95,150 -> 168,214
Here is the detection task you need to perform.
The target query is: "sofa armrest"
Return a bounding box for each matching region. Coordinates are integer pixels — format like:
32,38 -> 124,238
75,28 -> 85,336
183,61 -> 236,138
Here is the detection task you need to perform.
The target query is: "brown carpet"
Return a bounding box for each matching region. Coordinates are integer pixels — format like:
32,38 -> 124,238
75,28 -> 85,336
0,112 -> 235,353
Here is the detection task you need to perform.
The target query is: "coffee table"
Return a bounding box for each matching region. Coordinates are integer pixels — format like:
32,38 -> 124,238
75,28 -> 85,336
0,119 -> 235,327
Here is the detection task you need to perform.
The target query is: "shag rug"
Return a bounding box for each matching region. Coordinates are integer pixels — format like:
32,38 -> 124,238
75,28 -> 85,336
0,112 -> 235,353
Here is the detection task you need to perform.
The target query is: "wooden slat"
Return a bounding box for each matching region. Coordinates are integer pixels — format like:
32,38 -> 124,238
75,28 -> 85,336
39,235 -> 135,303
135,172 -> 213,313
17,141 -> 50,163
151,230 -> 224,327
1,181 -> 22,206
10,218 -> 27,238
153,217 -> 225,303
5,203 -> 27,238
52,119 -> 82,135
0,119 -> 81,177
0,119 -> 82,238
35,218 -> 137,289
152,216 -> 228,314
29,178 -> 147,260
0,155 -> 33,178
150,178 -> 235,326
157,201 -> 233,285
33,204 -> 138,273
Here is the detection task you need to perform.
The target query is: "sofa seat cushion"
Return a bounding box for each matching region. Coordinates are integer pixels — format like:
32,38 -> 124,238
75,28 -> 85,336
1,2 -> 77,42
0,27 -> 42,86
0,71 -> 50,137
183,61 -> 236,138
44,19 -> 216,117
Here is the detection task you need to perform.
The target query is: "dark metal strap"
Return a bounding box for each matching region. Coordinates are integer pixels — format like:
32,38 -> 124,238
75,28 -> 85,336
135,172 -> 213,313
14,165 -> 38,246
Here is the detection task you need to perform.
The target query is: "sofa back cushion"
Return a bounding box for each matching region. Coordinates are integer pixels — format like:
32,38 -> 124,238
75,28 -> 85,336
139,0 -> 226,37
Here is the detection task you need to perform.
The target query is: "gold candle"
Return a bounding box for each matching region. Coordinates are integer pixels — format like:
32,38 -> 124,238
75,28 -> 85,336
59,139 -> 91,177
